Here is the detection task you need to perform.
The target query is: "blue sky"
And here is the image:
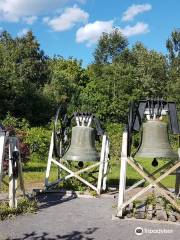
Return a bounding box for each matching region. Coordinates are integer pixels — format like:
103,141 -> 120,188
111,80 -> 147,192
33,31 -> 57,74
0,0 -> 179,66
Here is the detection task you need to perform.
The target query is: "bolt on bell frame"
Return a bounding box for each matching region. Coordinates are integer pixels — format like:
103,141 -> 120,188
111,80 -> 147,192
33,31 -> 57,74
0,125 -> 25,208
45,106 -> 110,195
117,99 -> 180,217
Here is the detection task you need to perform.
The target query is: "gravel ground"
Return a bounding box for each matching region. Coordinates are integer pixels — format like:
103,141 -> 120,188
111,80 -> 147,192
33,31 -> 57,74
0,193 -> 180,240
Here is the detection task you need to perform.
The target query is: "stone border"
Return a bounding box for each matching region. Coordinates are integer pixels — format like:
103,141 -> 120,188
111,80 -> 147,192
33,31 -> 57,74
112,215 -> 180,225
32,188 -> 116,199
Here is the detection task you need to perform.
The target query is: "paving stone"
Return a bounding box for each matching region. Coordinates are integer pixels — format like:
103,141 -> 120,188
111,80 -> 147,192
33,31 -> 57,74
146,204 -> 153,220
134,203 -> 146,219
125,203 -> 133,218
155,203 -> 167,221
174,212 -> 180,222
167,211 -> 176,222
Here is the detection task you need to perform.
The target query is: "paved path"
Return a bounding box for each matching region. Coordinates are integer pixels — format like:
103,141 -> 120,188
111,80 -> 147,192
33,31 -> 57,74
0,193 -> 179,240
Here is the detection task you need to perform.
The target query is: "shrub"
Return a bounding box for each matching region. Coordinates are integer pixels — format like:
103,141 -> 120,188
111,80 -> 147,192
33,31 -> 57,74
25,127 -> 51,159
1,113 -> 30,164
105,123 -> 123,161
2,112 -> 30,131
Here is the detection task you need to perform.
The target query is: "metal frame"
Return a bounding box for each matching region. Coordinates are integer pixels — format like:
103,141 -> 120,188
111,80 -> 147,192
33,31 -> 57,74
0,132 -> 25,208
117,129 -> 180,217
45,116 -> 110,195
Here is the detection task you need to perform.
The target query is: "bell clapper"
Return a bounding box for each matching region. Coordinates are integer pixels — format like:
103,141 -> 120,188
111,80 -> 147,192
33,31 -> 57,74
78,161 -> 84,168
152,158 -> 158,167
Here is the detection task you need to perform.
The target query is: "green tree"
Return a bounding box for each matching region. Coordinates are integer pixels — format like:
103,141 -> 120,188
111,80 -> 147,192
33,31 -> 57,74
43,57 -> 89,113
93,28 -> 128,64
166,30 -> 180,109
80,62 -> 136,123
0,31 -> 50,124
166,30 -> 180,62
130,43 -> 168,99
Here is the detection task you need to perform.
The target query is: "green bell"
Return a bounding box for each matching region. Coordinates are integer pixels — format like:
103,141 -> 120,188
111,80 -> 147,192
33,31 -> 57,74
63,126 -> 100,162
135,119 -> 178,159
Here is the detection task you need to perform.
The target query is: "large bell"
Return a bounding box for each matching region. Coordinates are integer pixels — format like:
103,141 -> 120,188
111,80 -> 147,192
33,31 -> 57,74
135,119 -> 178,159
63,126 -> 100,162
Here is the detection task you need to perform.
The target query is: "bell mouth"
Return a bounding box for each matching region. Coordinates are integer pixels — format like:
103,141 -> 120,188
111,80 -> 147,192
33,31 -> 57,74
78,161 -> 84,168
152,158 -> 158,167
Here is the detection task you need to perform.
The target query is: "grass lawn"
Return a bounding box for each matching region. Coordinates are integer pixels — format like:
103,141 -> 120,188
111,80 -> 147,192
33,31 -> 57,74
0,156 -> 176,193
108,158 -> 176,188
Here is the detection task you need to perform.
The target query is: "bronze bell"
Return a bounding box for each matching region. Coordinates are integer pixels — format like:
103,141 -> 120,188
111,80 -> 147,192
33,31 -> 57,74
63,126 -> 100,162
135,119 -> 178,160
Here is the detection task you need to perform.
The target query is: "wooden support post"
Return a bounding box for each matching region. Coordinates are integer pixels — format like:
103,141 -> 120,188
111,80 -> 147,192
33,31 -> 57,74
102,139 -> 109,191
117,130 -> 128,217
0,131 -> 6,189
17,139 -> 25,197
9,137 -> 18,208
57,140 -> 62,179
45,132 -> 54,187
97,135 -> 106,195
175,148 -> 180,196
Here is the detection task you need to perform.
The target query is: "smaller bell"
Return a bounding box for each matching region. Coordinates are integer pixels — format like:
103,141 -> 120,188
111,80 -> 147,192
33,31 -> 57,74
63,126 -> 100,162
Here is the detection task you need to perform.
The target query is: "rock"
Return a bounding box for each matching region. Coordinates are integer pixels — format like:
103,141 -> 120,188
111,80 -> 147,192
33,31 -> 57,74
135,203 -> 146,219
174,212 -> 180,222
146,204 -> 153,220
155,203 -> 167,221
125,203 -> 133,218
167,211 -> 176,222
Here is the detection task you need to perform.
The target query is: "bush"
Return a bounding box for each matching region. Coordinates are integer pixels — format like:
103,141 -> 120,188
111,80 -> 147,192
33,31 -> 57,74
1,113 -> 30,164
2,112 -> 30,131
105,123 -> 123,161
25,127 -> 51,160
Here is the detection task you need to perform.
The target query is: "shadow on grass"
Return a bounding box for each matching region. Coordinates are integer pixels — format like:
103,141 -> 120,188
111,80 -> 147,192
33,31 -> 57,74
7,227 -> 98,240
107,178 -> 143,187
23,166 -> 47,172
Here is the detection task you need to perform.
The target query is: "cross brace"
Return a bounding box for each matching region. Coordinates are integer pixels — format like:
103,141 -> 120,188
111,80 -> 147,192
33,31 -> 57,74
45,133 -> 109,195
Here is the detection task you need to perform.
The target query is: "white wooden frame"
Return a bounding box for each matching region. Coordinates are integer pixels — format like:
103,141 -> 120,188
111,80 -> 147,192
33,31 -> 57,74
0,130 -> 6,189
0,133 -> 25,208
45,132 -> 109,195
117,130 -> 180,217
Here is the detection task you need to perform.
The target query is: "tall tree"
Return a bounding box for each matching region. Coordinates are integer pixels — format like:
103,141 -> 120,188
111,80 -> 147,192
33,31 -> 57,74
130,43 -> 168,99
166,30 -> 180,109
93,28 -> 128,64
0,30 -> 50,124
43,57 -> 89,113
166,30 -> 180,62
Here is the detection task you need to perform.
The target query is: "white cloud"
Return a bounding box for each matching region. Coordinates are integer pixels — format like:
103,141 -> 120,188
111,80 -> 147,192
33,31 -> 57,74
122,3 -> 152,21
23,16 -> 37,25
119,22 -> 150,37
76,21 -> 150,46
43,17 -> 50,23
0,0 -> 80,22
17,28 -> 29,37
76,20 -> 113,46
45,6 -> 89,32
